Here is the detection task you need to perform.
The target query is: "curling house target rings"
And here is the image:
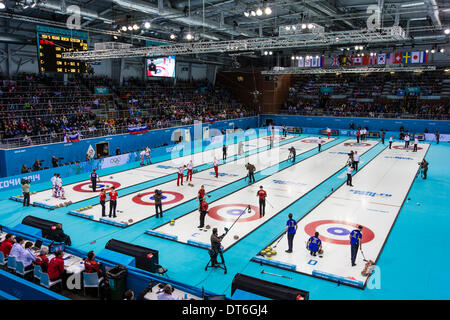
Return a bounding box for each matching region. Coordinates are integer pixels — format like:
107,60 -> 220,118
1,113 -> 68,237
208,204 -> 260,222
132,191 -> 184,206
344,142 -> 372,147
301,138 -> 326,144
73,181 -> 121,193
304,220 -> 375,245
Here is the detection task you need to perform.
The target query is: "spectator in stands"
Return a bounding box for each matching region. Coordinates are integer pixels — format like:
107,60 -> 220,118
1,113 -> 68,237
84,251 -> 105,276
116,147 -> 121,155
9,236 -> 25,260
47,250 -> 66,281
21,241 -> 37,271
21,164 -> 29,174
35,247 -> 49,272
0,234 -> 15,257
123,290 -> 134,300
52,156 -> 59,167
32,159 -> 41,171
157,284 -> 180,300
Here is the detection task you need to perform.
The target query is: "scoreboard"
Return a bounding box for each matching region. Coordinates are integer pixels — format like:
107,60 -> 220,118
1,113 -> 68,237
36,25 -> 89,74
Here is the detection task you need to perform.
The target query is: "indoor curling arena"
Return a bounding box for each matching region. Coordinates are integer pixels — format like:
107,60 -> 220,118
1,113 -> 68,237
0,0 -> 449,311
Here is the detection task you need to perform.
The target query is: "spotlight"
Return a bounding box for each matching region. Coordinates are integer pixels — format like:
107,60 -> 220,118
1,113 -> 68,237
256,8 -> 263,16
170,34 -> 176,40
426,49 -> 429,53
269,51 -> 273,55
251,10 -> 256,16
144,22 -> 151,29
128,25 -> 133,31
301,24 -> 307,29
431,49 -> 435,53
291,56 -> 295,60
285,26 -> 291,31
121,26 -> 127,31
0,2 -> 5,10
244,11 -> 249,17
292,26 -> 296,30
133,24 -> 139,30
307,23 -> 313,29
355,45 -> 359,50
445,28 -> 450,35
113,35 -> 118,40
264,7 -> 272,15
186,33 -> 193,40
264,51 -> 268,55
440,48 -> 445,53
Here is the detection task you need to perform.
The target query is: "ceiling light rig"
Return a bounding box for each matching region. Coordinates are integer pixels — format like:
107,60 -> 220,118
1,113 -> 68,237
244,4 -> 272,17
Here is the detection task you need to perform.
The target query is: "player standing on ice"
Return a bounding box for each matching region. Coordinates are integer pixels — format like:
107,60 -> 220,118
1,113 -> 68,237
56,174 -> 65,199
51,173 -> 58,198
318,139 -> 322,152
140,149 -> 145,165
389,136 -> 393,149
197,185 -> 210,203
326,127 -> 331,139
213,157 -> 219,178
145,146 -> 152,165
256,186 -> 267,218
349,225 -> 363,266
186,160 -> 194,182
177,165 -> 186,186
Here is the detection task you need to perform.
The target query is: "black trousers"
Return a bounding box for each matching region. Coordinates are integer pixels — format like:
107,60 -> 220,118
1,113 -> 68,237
23,192 -> 30,206
405,141 -> 409,148
91,179 -> 97,192
353,161 -> 359,172
413,144 -> 418,152
382,137 -> 385,144
347,174 -> 353,186
287,233 -> 295,252
223,152 -> 226,160
248,172 -> 255,183
436,137 -> 439,144
356,136 -> 360,143
423,168 -> 428,180
318,144 -> 321,152
100,200 -> 105,216
351,244 -> 359,265
292,154 -> 296,162
155,203 -> 163,218
109,200 -> 117,217
259,198 -> 266,217
199,210 -> 208,227
389,141 -> 392,149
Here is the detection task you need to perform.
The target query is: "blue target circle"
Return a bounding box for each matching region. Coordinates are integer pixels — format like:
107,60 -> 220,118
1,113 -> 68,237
227,209 -> 244,216
149,195 -> 167,201
97,184 -> 108,188
327,227 -> 350,236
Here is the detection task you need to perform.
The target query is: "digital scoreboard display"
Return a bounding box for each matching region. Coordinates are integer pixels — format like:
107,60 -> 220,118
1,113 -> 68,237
36,25 -> 89,74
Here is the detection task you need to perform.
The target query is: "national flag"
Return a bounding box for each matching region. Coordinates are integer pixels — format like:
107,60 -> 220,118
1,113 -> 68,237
352,56 -> 362,65
128,125 -> 148,135
312,57 -> 318,67
69,133 -> 80,142
318,56 -> 324,67
394,52 -> 402,64
332,56 -> 339,66
305,58 -> 311,67
362,55 -> 369,65
420,51 -> 429,63
411,52 -> 421,63
369,55 -> 377,65
298,57 -> 304,67
385,53 -> 394,64
402,52 -> 411,64
377,53 -> 386,65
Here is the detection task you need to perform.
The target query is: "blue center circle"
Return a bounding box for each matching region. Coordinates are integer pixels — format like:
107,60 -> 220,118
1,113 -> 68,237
227,209 -> 244,216
327,227 -> 350,236
149,195 -> 167,200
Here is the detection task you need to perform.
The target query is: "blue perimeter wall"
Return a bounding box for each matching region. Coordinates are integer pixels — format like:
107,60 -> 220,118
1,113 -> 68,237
0,117 -> 259,179
261,114 -> 450,134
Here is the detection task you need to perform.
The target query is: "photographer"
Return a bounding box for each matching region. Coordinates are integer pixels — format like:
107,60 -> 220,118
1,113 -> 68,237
419,159 -> 429,180
154,189 -> 163,218
21,164 -> 30,174
288,146 -> 296,162
210,228 -> 225,268
32,159 -> 41,172
52,156 -> 59,168
21,178 -> 31,207
245,162 -> 256,184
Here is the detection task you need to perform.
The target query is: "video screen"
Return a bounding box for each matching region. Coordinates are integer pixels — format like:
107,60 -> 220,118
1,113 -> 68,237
146,56 -> 175,78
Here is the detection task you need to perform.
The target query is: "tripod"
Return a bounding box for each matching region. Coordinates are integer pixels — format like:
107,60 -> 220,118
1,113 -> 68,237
205,248 -> 227,274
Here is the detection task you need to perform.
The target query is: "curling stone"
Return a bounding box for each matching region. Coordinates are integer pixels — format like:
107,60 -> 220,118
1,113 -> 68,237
128,219 -> 133,223
233,235 -> 239,240
205,225 -> 211,229
271,250 -> 277,256
170,219 -> 175,226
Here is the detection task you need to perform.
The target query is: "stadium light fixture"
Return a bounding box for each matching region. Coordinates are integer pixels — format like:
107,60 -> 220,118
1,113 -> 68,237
269,51 -> 273,55
444,28 -> 450,35
256,8 -> 263,16
186,33 -> 193,40
144,22 -> 151,29
400,2 -> 424,7
301,24 -> 307,29
251,10 -> 256,16
170,34 -> 176,40
265,7 -> 272,15
244,11 -> 249,17
307,23 -> 313,29
0,2 -> 5,10
133,24 -> 139,30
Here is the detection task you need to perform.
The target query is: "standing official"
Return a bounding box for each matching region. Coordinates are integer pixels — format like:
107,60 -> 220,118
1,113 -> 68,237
21,178 -> 31,207
109,186 -> 118,218
256,186 -> 267,218
356,130 -> 360,143
435,131 -> 440,144
381,131 -> 385,144
140,150 -> 145,165
389,136 -> 393,149
349,225 -> 363,266
90,169 -> 100,192
306,232 -> 322,256
222,145 -> 227,161
283,125 -> 287,137
413,136 -> 419,152
245,162 -> 256,184
346,164 -> 354,187
285,213 -> 297,253
154,189 -> 163,218
353,151 -> 360,171
99,189 -> 106,217
404,134 -> 410,149
213,157 -> 219,178
318,139 -> 322,152
421,159 -> 429,180
198,198 -> 209,229
269,135 -> 274,149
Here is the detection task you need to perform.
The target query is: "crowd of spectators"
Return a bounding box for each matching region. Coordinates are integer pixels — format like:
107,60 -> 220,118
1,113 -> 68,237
0,74 -> 253,147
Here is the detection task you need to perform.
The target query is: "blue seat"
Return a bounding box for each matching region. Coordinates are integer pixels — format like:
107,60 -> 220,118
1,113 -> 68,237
34,265 -> 42,282
7,256 -> 16,273
15,261 -> 33,277
0,252 -> 6,267
83,272 -> 103,297
40,272 -> 62,290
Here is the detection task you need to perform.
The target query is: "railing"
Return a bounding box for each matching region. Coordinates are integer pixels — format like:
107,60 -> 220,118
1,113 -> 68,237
0,113 -> 256,149
278,110 -> 449,120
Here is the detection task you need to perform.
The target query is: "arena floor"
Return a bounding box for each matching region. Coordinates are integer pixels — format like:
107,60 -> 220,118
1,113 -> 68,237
0,133 -> 448,299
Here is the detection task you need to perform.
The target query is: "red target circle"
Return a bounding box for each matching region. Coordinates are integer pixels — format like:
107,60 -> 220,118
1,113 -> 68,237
208,204 -> 260,222
304,220 -> 375,245
393,145 -> 423,151
132,191 -> 184,206
73,181 -> 121,193
344,142 -> 371,147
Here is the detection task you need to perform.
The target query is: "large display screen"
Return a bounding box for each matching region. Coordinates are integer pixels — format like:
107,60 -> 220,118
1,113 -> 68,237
36,26 -> 89,74
146,56 -> 176,78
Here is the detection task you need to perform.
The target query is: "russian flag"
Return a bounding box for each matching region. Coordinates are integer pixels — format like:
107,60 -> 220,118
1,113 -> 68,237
69,133 -> 80,142
128,125 -> 148,135
420,51 -> 429,63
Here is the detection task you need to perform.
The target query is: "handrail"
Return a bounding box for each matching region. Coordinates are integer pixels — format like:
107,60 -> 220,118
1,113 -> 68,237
278,110 -> 449,120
